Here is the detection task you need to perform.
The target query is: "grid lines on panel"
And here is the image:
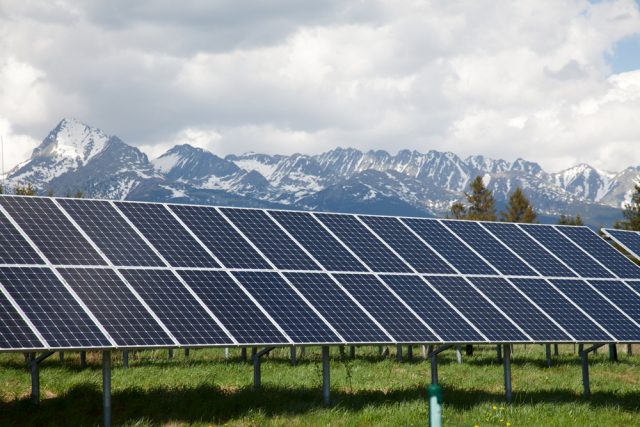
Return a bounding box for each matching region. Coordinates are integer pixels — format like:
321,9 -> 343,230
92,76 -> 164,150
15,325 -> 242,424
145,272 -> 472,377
59,199 -> 164,267
383,275 -> 484,342
115,202 -> 219,268
589,280 -> 640,325
0,210 -> 44,265
232,271 -> 341,344
426,276 -> 529,342
482,222 -> 575,277
519,225 -> 613,278
334,273 -> 438,343
270,210 -> 367,272
557,227 -> 640,279
284,272 -> 391,343
178,270 -> 289,344
170,205 -> 270,269
120,269 -> 233,345
443,221 -> 537,276
604,229 -> 640,259
402,219 -> 495,275
0,197 -> 106,266
551,279 -> 640,341
0,267 -> 110,348
221,208 -> 320,270
0,291 -> 43,349
316,214 -> 411,273
510,278 -> 611,341
360,216 -> 455,274
469,277 -> 570,341
59,268 -> 174,347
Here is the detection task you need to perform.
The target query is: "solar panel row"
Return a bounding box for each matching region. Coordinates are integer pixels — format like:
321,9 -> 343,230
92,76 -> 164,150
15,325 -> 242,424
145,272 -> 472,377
1,195 -> 640,352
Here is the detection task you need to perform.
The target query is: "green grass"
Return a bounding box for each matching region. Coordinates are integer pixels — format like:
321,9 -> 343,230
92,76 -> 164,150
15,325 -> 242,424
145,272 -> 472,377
1,345 -> 639,426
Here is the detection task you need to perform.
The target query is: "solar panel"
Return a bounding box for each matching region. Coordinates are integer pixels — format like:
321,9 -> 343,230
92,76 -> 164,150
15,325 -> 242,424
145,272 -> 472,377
59,199 -> 164,267
602,229 -> 640,260
232,271 -> 342,343
220,208 -> 320,270
115,202 -> 219,268
557,226 -> 640,279
442,221 -> 537,276
425,276 -> 529,341
169,205 -> 270,269
482,222 -> 576,277
519,224 -> 613,278
0,267 -> 111,348
510,278 -> 612,341
269,210 -> 367,272
284,272 -> 392,343
334,273 -> 439,343
0,196 -> 106,266
359,216 -> 455,274
382,275 -> 485,342
402,219 -> 496,275
179,270 -> 289,345
120,269 -> 234,345
0,209 -> 44,265
59,268 -> 174,347
0,289 -> 44,349
551,279 -> 640,341
589,280 -> 640,325
315,214 -> 412,272
469,277 -> 571,341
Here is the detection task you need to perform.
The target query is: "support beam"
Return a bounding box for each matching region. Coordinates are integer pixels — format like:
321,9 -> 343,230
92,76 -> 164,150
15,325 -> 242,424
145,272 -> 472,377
627,344 -> 633,356
504,344 -> 512,403
428,344 -> 454,385
168,348 -> 173,359
184,348 -> 190,358
322,346 -> 330,406
103,351 -> 111,427
545,344 -> 552,368
407,345 -> 413,361
396,344 -> 403,362
240,347 -> 247,362
456,346 -> 462,364
252,347 -> 276,389
496,344 -> 502,364
378,346 -> 383,357
29,351 -> 54,405
554,344 -> 559,356
290,346 -> 297,366
339,345 -> 345,359
59,352 -> 64,363
580,343 -> 605,397
465,344 -> 473,356
349,345 -> 356,359
609,344 -> 618,362
122,350 -> 129,368
80,351 -> 86,368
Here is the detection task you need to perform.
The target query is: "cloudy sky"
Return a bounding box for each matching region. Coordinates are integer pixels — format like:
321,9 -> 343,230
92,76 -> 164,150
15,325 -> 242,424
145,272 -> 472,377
1,0 -> 639,173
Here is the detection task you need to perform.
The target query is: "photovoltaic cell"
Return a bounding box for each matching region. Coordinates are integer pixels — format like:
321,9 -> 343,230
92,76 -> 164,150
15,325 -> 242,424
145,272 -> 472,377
334,274 -> 439,343
115,202 -> 219,268
383,275 -> 484,342
221,208 -> 320,270
170,205 -> 270,269
603,229 -> 640,260
315,214 -> 411,272
551,279 -> 640,341
557,226 -> 640,279
442,221 -> 537,276
120,269 -> 233,345
589,280 -> 640,325
270,210 -> 367,272
469,277 -> 570,341
232,271 -> 341,343
482,222 -> 575,277
510,278 -> 612,341
426,276 -> 529,342
0,210 -> 44,265
0,267 -> 110,348
179,270 -> 288,345
360,216 -> 455,274
0,196 -> 106,266
0,290 -> 43,349
59,199 -> 164,267
59,268 -> 174,347
284,272 -> 391,343
402,219 -> 496,275
519,224 -> 613,278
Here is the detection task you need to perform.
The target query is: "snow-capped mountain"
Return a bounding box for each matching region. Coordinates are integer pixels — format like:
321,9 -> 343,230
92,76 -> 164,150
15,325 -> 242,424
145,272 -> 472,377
5,119 -> 638,226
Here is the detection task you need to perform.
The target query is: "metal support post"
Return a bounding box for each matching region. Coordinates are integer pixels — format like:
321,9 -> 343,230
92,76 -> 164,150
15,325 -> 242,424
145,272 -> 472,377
80,351 -> 87,368
428,344 -> 453,385
168,348 -> 173,359
545,344 -> 552,368
496,344 -> 502,364
627,344 -> 633,356
465,344 -> 473,356
322,346 -> 330,406
349,345 -> 356,359
339,345 -> 345,359
396,344 -> 403,362
456,346 -> 462,364
504,344 -> 512,403
290,346 -> 297,365
554,344 -> 559,356
378,345 -> 383,356
300,347 -> 305,358
59,352 -> 64,363
103,351 -> 111,427
580,343 -> 604,397
29,351 -> 54,405
224,348 -> 229,360
422,345 -> 427,360
251,347 -> 257,359
609,344 -> 618,362
122,350 -> 129,368
407,345 -> 413,361
241,347 -> 247,362
253,347 -> 275,389
184,348 -> 190,358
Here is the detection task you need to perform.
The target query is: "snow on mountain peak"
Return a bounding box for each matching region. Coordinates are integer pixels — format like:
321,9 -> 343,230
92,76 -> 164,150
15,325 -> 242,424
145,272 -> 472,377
35,118 -> 110,165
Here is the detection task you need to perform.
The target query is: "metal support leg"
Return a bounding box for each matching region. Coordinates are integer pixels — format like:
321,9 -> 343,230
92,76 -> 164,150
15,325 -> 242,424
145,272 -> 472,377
300,347 -> 305,358
430,350 -> 438,385
253,347 -> 275,389
168,349 -> 173,359
224,348 -> 229,360
184,348 -> 189,358
465,344 -> 473,356
59,352 -> 64,363
554,344 -> 559,356
407,345 -> 413,361
80,351 -> 86,368
580,348 -> 590,398
349,345 -> 355,359
422,345 -> 427,360
396,344 -> 403,362
609,344 -> 618,362
627,344 -> 633,356
30,353 -> 39,404
504,344 -> 512,403
378,346 -> 383,356
103,351 -> 111,427
322,346 -> 330,406
251,347 -> 257,359
456,346 -> 462,364
290,346 -> 297,366
339,345 -> 345,359
496,344 -> 502,364
545,344 -> 552,368
241,347 -> 247,362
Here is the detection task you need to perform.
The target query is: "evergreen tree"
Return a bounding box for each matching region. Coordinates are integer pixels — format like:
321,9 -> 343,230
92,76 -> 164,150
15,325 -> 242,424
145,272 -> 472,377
15,183 -> 36,196
448,176 -> 497,221
614,184 -> 640,231
447,202 -> 466,219
75,191 -> 84,198
500,187 -> 537,223
558,214 -> 584,226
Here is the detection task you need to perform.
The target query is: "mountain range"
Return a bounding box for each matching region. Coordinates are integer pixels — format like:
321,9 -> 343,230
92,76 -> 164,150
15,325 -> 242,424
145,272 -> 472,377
4,118 -> 638,227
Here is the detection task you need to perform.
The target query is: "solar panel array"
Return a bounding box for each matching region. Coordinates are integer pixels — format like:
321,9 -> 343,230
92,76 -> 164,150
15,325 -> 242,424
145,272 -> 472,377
1,194 -> 640,352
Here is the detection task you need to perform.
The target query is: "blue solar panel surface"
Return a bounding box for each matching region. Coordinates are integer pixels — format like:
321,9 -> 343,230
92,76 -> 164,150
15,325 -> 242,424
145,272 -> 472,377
510,278 -> 612,341
221,208 -> 320,270
334,274 -> 439,342
383,275 -> 484,342
588,280 -> 640,325
402,219 -> 496,275
0,290 -> 43,349
360,216 -> 455,274
0,210 -> 44,265
285,272 -> 391,343
270,211 -> 367,272
59,199 -> 164,267
316,214 -> 412,273
604,229 -> 640,259
179,270 -> 288,344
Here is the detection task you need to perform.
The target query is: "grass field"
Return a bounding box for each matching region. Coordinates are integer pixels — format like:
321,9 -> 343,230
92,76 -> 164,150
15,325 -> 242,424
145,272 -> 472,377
1,344 -> 639,426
